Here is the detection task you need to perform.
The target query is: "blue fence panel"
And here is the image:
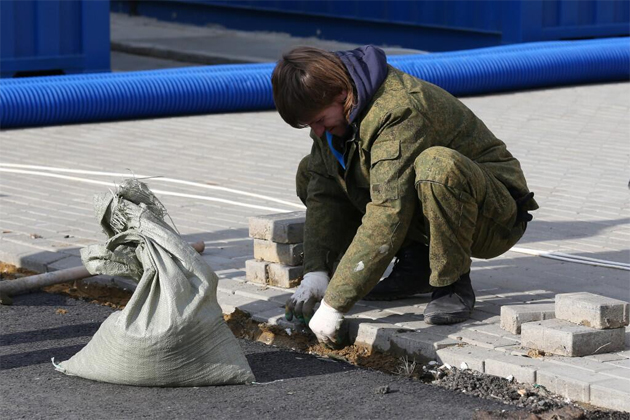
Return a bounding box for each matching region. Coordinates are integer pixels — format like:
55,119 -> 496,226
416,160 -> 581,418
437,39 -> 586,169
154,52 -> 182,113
1,0 -> 110,78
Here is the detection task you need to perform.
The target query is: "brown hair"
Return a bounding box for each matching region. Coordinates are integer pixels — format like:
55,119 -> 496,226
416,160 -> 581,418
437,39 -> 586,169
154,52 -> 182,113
271,46 -> 355,128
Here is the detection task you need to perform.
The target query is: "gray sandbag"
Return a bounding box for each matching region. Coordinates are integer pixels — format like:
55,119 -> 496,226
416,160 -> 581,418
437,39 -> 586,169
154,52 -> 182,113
54,179 -> 254,386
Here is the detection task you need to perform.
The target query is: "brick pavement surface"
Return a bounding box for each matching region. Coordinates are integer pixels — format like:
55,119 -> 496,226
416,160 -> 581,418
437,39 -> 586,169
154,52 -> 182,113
1,13 -> 629,412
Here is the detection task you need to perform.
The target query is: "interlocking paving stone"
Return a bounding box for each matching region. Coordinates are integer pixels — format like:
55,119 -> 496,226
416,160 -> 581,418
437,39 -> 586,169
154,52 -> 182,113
556,292 -> 629,329
536,366 -> 610,402
436,345 -> 491,372
245,259 -> 268,284
484,353 -> 547,383
266,263 -> 303,288
248,212 -> 305,244
521,319 -> 626,357
500,303 -> 556,334
391,330 -> 461,360
604,358 -> 630,369
590,379 -> 630,413
347,320 -> 405,352
448,329 -> 521,350
253,239 -> 303,265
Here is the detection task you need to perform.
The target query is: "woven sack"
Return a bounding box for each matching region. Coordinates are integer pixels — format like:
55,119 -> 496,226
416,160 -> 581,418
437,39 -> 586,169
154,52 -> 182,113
55,179 -> 254,386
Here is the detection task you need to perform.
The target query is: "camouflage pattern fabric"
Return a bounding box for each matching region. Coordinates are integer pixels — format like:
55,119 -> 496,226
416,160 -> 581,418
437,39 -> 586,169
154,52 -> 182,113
298,66 -> 538,313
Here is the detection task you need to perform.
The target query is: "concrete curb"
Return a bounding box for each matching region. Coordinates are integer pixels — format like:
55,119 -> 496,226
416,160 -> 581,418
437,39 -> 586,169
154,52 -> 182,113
111,41 -> 268,65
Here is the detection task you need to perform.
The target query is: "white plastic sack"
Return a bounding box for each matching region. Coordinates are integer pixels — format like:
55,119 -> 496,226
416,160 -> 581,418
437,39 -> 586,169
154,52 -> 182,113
55,179 -> 254,386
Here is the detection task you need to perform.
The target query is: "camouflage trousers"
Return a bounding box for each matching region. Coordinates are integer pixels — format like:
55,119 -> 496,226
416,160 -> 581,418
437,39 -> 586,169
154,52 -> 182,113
297,146 -> 527,287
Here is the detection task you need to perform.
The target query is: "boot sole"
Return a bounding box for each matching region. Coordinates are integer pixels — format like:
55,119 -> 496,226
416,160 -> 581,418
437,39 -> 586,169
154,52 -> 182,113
424,311 -> 470,325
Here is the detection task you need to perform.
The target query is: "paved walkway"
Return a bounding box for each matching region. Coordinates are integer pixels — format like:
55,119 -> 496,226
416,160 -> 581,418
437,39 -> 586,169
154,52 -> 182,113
1,12 -> 628,412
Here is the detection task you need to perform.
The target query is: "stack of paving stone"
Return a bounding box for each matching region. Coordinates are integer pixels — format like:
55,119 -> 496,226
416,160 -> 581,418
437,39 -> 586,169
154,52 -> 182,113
501,292 -> 629,357
245,212 -> 306,288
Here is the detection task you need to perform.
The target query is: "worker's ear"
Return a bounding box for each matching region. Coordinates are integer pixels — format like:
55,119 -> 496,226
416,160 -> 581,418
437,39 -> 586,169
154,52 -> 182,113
336,91 -> 347,103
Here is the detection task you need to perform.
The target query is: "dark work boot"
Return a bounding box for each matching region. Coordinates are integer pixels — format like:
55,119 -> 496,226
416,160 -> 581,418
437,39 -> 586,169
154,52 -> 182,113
423,272 -> 475,325
363,242 -> 433,301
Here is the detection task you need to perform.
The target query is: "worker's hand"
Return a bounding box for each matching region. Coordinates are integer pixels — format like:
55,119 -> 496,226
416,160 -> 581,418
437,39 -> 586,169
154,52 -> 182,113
309,299 -> 344,348
285,271 -> 329,324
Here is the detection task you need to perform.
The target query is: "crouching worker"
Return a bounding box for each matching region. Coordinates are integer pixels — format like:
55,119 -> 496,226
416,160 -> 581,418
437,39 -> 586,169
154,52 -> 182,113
271,46 -> 537,347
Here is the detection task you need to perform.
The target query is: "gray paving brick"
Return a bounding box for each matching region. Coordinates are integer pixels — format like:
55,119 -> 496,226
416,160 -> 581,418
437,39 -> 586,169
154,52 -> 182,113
500,303 -> 556,334
493,345 -> 530,357
590,379 -> 630,412
251,307 -> 285,325
584,353 -> 628,363
436,345 -> 491,372
465,322 -> 522,342
556,292 -> 629,329
346,320 -> 404,352
544,354 -> 626,373
448,329 -> 520,350
484,353 -> 547,383
390,331 -> 461,360
266,263 -> 303,288
598,366 -> 630,380
245,259 -> 268,284
47,255 -> 84,271
216,290 -> 281,315
248,212 -> 305,243
604,358 -> 630,370
536,366 -> 611,402
218,279 -> 292,305
521,319 -> 626,357
253,239 -> 303,266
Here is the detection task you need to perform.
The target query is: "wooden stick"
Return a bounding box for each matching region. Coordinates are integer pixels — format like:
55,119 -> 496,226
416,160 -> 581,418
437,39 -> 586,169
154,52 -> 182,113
0,241 -> 205,297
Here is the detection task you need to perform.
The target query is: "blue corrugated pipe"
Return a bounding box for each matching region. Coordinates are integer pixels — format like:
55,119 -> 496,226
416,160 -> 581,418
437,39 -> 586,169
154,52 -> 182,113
1,38 -> 628,129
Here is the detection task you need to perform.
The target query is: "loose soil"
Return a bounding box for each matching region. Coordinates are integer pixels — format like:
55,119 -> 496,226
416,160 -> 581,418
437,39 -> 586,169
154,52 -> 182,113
1,262 -> 627,419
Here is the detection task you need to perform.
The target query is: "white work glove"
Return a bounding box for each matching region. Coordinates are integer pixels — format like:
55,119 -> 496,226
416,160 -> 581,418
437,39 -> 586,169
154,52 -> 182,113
285,271 -> 329,324
309,299 -> 345,348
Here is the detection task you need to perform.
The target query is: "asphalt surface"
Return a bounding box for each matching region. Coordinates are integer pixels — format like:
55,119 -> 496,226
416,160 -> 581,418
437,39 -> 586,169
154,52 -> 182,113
0,292 -> 515,420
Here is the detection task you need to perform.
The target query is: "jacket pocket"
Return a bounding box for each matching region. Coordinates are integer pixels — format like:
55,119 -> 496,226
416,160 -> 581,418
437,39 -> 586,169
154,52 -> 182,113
370,139 -> 401,202
370,139 -> 401,164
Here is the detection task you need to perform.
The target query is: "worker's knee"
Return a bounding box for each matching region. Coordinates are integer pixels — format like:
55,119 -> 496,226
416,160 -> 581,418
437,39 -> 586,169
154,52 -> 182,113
414,146 -> 484,196
296,155 -> 311,205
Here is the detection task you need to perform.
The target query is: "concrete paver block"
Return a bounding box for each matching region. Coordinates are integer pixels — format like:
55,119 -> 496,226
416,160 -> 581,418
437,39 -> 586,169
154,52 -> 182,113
521,319 -> 626,357
390,330 -> 460,360
500,303 -> 556,334
253,239 -> 303,265
536,366 -> 611,402
216,290 -> 280,315
246,259 -> 302,288
266,263 -> 303,288
598,366 -> 630,380
447,329 -> 520,350
484,354 -> 546,384
556,292 -> 629,329
590,379 -> 630,412
47,255 -> 84,271
436,345 -> 492,372
604,358 -> 630,370
251,307 -> 285,325
544,354 -> 623,374
248,211 -> 305,244
346,320 -> 402,352
245,259 -> 268,284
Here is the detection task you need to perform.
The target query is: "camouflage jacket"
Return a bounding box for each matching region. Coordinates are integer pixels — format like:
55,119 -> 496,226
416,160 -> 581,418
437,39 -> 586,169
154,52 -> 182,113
304,66 -> 538,312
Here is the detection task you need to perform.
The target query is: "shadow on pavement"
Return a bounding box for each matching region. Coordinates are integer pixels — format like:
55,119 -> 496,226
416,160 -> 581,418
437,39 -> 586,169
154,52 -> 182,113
246,350 -> 352,383
519,217 -> 629,246
0,323 -> 101,346
0,344 -> 86,370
